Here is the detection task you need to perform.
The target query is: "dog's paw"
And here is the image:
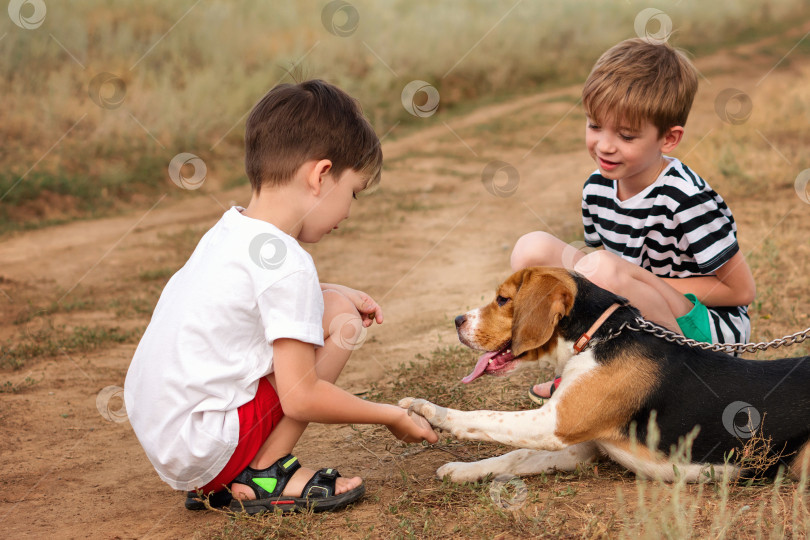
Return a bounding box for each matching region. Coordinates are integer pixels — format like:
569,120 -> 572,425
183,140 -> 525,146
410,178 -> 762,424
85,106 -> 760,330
405,398 -> 444,424
436,461 -> 486,483
397,397 -> 415,409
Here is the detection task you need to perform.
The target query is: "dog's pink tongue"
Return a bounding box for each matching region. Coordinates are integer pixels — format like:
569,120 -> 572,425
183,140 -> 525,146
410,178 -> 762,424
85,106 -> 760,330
462,350 -> 498,384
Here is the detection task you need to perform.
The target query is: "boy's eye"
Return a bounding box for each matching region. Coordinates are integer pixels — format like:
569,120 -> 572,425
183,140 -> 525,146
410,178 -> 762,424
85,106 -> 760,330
587,123 -> 600,130
620,134 -> 635,141
496,295 -> 510,307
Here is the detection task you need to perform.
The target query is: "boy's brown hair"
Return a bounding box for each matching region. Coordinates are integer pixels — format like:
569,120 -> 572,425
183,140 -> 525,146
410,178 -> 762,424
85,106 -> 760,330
245,79 -> 382,193
582,38 -> 698,136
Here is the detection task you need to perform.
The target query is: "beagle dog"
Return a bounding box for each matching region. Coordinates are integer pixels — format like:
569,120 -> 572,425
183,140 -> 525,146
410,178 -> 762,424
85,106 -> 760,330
401,267 -> 810,483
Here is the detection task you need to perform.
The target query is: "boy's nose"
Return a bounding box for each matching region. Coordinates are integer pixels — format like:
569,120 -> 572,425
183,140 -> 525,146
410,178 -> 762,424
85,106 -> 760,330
597,136 -> 616,153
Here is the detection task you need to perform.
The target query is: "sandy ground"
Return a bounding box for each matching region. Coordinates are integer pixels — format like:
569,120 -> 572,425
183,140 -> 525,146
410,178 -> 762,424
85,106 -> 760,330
2,27 -> 810,539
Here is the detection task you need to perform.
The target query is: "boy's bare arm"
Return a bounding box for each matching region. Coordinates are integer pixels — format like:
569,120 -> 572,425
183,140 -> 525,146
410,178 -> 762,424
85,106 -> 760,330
272,338 -> 437,443
662,251 -> 756,307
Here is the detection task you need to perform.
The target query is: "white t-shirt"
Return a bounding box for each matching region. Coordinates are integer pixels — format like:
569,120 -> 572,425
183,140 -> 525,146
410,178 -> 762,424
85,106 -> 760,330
124,207 -> 324,491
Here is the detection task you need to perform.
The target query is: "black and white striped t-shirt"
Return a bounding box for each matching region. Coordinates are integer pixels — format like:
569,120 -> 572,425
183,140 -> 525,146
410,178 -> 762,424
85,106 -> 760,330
581,157 -> 750,343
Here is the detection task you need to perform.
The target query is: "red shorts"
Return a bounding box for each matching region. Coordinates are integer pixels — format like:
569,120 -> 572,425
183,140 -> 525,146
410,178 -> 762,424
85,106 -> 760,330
199,377 -> 284,494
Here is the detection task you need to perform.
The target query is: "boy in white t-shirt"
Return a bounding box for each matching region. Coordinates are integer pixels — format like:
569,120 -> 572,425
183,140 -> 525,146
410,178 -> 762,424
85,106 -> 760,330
508,39 -> 756,403
125,79 -> 437,515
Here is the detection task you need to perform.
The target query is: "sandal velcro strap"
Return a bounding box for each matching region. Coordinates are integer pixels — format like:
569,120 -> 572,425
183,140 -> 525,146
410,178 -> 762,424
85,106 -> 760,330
549,376 -> 561,396
277,455 -> 300,473
302,468 -> 342,500
231,454 -> 300,499
318,468 -> 338,480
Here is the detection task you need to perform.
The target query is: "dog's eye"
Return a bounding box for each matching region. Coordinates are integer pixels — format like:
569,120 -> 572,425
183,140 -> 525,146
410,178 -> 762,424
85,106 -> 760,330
496,295 -> 510,307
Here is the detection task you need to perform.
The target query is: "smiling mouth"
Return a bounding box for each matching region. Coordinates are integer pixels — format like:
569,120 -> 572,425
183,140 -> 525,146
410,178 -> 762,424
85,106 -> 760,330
598,157 -> 620,169
461,342 -> 523,383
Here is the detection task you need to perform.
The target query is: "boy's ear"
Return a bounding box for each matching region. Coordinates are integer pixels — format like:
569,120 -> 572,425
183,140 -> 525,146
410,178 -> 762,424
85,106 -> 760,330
306,159 -> 333,195
660,126 -> 684,153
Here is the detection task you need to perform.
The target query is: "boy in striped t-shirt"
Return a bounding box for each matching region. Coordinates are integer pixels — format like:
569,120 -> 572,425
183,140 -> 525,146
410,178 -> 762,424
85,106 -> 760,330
510,38 -> 756,404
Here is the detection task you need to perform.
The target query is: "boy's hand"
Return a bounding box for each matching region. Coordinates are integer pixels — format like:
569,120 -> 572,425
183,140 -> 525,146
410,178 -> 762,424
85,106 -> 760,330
387,407 -> 438,444
321,283 -> 383,327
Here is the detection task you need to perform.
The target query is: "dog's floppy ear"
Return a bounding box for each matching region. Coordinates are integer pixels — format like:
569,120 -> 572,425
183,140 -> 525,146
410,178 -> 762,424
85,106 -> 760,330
511,272 -> 575,357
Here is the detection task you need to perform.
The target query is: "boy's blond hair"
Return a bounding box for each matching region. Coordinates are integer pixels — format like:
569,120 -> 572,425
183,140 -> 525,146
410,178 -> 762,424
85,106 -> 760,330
582,38 -> 698,135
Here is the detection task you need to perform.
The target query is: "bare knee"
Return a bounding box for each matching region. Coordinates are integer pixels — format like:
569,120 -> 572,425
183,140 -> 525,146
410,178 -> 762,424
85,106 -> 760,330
574,251 -> 627,292
322,289 -> 364,348
322,289 -> 360,332
511,231 -> 562,271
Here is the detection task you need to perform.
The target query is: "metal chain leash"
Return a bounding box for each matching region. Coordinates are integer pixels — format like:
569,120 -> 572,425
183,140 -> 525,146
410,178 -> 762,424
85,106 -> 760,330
621,317 -> 810,354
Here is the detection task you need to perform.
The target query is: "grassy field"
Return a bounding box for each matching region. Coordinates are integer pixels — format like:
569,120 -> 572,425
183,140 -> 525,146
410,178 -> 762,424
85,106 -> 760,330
2,0 -> 810,232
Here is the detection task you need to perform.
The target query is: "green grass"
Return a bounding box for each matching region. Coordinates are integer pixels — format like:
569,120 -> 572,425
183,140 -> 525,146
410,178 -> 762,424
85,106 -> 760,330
138,267 -> 174,282
0,152 -> 174,234
4,0 -> 810,232
0,376 -> 39,394
0,324 -> 142,370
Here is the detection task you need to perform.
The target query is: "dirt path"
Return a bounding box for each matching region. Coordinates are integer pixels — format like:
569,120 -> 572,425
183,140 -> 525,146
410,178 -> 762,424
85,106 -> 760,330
2,27 -> 810,538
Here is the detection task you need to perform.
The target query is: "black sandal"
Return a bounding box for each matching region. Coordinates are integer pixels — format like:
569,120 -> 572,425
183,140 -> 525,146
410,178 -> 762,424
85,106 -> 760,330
528,376 -> 561,406
228,454 -> 365,515
185,489 -> 233,511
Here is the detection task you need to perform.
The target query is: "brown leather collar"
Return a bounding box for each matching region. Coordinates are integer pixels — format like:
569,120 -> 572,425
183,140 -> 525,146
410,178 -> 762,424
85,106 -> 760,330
573,303 -> 623,354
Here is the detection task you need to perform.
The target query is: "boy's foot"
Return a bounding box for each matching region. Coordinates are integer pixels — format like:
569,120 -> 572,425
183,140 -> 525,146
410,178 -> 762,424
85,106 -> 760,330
229,454 -> 365,514
528,376 -> 561,406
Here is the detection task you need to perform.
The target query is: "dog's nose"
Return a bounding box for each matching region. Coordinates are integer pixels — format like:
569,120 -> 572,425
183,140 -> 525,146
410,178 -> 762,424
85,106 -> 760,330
455,315 -> 466,329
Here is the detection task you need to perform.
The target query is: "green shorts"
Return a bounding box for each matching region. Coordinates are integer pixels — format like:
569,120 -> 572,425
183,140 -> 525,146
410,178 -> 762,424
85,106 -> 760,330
675,293 -> 712,343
